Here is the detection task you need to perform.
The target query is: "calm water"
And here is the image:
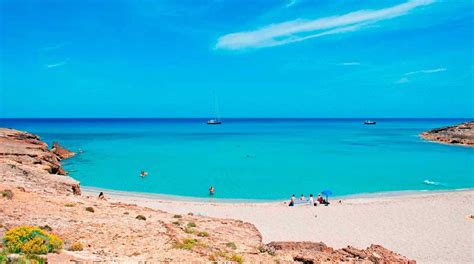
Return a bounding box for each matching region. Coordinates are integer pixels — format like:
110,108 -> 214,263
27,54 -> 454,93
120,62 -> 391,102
1,118 -> 473,200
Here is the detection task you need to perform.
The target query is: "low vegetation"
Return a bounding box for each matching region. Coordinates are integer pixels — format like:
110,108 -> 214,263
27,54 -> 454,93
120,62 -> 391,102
212,251 -> 244,263
3,226 -> 62,254
85,207 -> 94,213
0,254 -> 46,264
1,189 -> 13,199
64,202 -> 76,207
173,238 -> 197,250
184,227 -> 194,234
173,214 -> 182,218
186,222 -> 196,228
230,254 -> 244,264
226,241 -> 237,250
258,245 -> 275,256
197,231 -> 209,237
68,241 -> 84,251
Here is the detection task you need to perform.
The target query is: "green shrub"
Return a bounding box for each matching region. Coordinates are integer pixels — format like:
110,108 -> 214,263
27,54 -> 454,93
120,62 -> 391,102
64,203 -> 76,207
173,238 -> 197,250
173,214 -> 182,218
226,241 -> 237,250
186,222 -> 196,228
3,254 -> 46,264
230,254 -> 244,264
258,245 -> 275,256
136,215 -> 146,221
3,226 -> 62,254
68,241 -> 83,251
172,221 -> 181,226
184,227 -> 194,234
1,190 -> 13,199
85,207 -> 94,213
197,231 -> 209,237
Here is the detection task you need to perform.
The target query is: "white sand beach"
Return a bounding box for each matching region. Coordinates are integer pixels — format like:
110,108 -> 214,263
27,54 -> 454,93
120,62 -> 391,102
85,189 -> 474,264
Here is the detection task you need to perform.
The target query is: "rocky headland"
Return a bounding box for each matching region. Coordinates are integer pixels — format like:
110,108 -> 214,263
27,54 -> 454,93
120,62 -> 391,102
420,121 -> 474,146
0,128 -> 415,263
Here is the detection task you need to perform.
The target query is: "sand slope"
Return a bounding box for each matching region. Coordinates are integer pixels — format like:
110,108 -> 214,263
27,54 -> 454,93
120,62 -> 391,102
99,190 -> 474,264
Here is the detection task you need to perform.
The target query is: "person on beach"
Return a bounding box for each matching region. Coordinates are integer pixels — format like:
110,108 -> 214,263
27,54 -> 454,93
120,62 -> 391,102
289,194 -> 296,206
98,192 -> 106,201
140,171 -> 148,178
209,186 -> 215,195
309,194 -> 316,206
317,193 -> 323,204
300,194 -> 306,201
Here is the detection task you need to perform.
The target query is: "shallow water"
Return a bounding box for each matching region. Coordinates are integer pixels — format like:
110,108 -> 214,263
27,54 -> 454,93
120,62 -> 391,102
2,118 -> 473,200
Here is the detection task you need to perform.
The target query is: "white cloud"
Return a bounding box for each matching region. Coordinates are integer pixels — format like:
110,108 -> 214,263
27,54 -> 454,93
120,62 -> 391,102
215,0 -> 435,50
404,67 -> 447,75
45,61 -> 67,69
340,62 -> 361,66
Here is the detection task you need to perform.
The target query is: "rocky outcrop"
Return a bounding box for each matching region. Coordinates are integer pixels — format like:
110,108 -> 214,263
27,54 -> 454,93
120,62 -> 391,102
51,142 -> 76,160
266,242 -> 415,263
420,121 -> 474,146
0,128 -> 80,195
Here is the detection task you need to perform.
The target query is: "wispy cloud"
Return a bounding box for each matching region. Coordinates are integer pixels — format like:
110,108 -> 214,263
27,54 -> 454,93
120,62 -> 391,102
340,62 -> 361,66
215,0 -> 435,50
45,61 -> 67,69
285,0 -> 297,8
404,67 -> 447,75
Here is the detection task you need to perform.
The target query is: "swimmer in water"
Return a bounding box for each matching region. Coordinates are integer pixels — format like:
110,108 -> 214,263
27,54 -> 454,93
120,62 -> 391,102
140,171 -> 148,177
209,186 -> 215,195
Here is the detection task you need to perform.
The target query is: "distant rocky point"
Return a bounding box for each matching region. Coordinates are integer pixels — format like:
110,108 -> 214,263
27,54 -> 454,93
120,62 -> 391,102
420,121 -> 474,146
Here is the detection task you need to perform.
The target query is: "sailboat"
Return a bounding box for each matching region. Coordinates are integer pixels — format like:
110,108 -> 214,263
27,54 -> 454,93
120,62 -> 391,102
364,120 -> 376,125
207,91 -> 222,125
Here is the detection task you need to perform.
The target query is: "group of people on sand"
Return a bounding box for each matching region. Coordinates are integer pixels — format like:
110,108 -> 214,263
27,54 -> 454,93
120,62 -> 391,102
289,193 -> 328,206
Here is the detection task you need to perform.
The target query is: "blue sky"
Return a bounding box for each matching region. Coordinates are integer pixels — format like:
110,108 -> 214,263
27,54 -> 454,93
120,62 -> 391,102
0,0 -> 473,118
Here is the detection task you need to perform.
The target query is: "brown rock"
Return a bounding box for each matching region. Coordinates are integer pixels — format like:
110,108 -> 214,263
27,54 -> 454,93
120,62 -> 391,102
51,142 -> 76,159
266,242 -> 415,263
0,128 -> 80,195
420,121 -> 474,146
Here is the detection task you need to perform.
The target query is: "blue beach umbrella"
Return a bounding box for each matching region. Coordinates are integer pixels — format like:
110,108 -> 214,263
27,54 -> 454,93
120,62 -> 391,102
321,190 -> 333,201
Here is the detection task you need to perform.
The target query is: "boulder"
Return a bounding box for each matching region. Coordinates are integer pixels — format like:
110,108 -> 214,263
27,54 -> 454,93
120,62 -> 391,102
51,142 -> 76,159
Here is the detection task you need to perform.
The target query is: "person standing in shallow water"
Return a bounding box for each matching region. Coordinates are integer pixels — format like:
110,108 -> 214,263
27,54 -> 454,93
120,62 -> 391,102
209,186 -> 215,195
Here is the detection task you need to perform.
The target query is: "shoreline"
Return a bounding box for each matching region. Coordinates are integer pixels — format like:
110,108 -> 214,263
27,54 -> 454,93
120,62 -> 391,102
82,185 -> 474,204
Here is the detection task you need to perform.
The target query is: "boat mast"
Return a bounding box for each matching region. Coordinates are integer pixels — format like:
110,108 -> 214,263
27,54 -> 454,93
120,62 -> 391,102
213,90 -> 221,121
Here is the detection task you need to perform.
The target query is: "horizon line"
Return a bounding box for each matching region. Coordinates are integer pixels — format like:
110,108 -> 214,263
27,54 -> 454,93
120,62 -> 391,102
0,117 -> 472,120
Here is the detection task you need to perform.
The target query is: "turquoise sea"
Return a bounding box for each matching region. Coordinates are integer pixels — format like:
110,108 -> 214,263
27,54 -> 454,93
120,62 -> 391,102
1,118 -> 473,200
